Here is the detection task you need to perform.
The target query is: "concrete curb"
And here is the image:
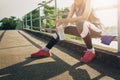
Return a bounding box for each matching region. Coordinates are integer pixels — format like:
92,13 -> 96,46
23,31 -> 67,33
23,29 -> 120,69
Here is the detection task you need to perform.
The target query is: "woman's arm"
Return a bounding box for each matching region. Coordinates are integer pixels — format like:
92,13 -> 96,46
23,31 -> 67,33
68,0 -> 92,22
67,16 -> 81,23
59,0 -> 92,24
56,4 -> 75,26
57,16 -> 81,24
66,4 -> 75,19
81,0 -> 92,20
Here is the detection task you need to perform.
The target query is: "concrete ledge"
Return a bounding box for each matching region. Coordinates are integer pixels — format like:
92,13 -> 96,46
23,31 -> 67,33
22,29 -> 120,69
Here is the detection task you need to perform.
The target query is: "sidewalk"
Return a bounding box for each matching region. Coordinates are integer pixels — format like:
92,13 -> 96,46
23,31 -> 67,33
0,30 -> 120,80
24,29 -> 120,68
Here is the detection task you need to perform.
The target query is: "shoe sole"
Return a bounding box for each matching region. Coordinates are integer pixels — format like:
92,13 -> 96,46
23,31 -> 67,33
31,55 -> 50,58
31,53 -> 52,58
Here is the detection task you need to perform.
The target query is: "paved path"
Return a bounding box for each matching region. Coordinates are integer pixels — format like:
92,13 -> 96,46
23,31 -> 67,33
0,30 -> 120,80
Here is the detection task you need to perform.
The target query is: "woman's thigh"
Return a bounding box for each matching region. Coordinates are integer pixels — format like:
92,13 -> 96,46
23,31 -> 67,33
76,20 -> 102,38
76,20 -> 84,34
89,28 -> 102,38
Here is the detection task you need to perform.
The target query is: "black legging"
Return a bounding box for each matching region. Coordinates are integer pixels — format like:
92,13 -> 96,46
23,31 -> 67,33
46,33 -> 59,49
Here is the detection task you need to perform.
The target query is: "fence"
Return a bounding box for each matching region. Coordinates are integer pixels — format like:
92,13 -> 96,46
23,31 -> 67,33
22,0 -> 120,53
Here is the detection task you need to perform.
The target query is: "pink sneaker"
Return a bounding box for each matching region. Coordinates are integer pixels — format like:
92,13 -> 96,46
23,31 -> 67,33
80,51 -> 95,62
31,49 -> 51,58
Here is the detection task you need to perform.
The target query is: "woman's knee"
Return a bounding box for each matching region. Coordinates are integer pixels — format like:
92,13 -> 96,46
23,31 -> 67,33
52,33 -> 59,40
76,20 -> 87,34
76,20 -> 84,27
76,21 -> 90,38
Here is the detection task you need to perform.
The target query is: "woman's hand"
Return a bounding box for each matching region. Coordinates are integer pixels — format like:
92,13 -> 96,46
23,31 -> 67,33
56,19 -> 69,27
56,19 -> 69,32
56,19 -> 63,27
56,19 -> 62,32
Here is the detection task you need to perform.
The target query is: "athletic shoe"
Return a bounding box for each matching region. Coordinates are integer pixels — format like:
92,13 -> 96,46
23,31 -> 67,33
31,49 -> 51,58
80,51 -> 95,62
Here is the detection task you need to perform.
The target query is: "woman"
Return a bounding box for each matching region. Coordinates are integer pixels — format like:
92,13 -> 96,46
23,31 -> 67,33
31,0 -> 102,62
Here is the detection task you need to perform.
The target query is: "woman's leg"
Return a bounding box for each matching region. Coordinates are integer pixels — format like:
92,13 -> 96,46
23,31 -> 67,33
45,33 -> 59,50
76,21 -> 101,62
76,21 -> 93,51
31,33 -> 59,57
83,33 -> 93,49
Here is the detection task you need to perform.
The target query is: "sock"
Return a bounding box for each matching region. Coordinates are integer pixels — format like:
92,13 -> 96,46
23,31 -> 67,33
87,48 -> 95,53
43,47 -> 50,52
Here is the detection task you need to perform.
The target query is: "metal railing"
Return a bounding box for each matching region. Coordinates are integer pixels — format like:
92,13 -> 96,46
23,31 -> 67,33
22,0 -> 120,53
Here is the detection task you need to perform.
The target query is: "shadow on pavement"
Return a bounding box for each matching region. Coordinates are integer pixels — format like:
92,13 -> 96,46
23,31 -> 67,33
0,54 -> 91,80
18,31 -> 42,48
0,45 -> 32,50
0,30 -> 6,41
3,30 -> 117,80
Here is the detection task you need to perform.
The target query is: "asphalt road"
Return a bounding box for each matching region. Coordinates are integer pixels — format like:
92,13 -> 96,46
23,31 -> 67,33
0,30 -> 120,80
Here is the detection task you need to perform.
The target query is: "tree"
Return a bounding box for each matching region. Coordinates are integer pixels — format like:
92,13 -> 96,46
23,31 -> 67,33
16,18 -> 23,29
40,1 -> 56,28
42,3 -> 70,28
0,16 -> 19,30
58,7 -> 70,19
32,9 -> 39,28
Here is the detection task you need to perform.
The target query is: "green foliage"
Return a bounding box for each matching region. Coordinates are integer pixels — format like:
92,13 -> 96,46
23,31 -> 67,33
22,1 -> 70,30
16,18 -> 23,29
32,9 -> 39,19
31,9 -> 39,28
0,16 -> 20,30
23,9 -> 40,28
42,1 -> 56,28
58,7 -> 70,19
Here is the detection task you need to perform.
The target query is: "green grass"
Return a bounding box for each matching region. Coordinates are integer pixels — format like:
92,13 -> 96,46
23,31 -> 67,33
49,32 -> 82,41
65,34 -> 82,40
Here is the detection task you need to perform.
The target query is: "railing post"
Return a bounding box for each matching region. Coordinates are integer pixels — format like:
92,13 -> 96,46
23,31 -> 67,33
30,12 -> 33,30
38,7 -> 42,31
25,15 -> 28,29
22,17 -> 24,29
118,0 -> 120,53
55,0 -> 58,20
